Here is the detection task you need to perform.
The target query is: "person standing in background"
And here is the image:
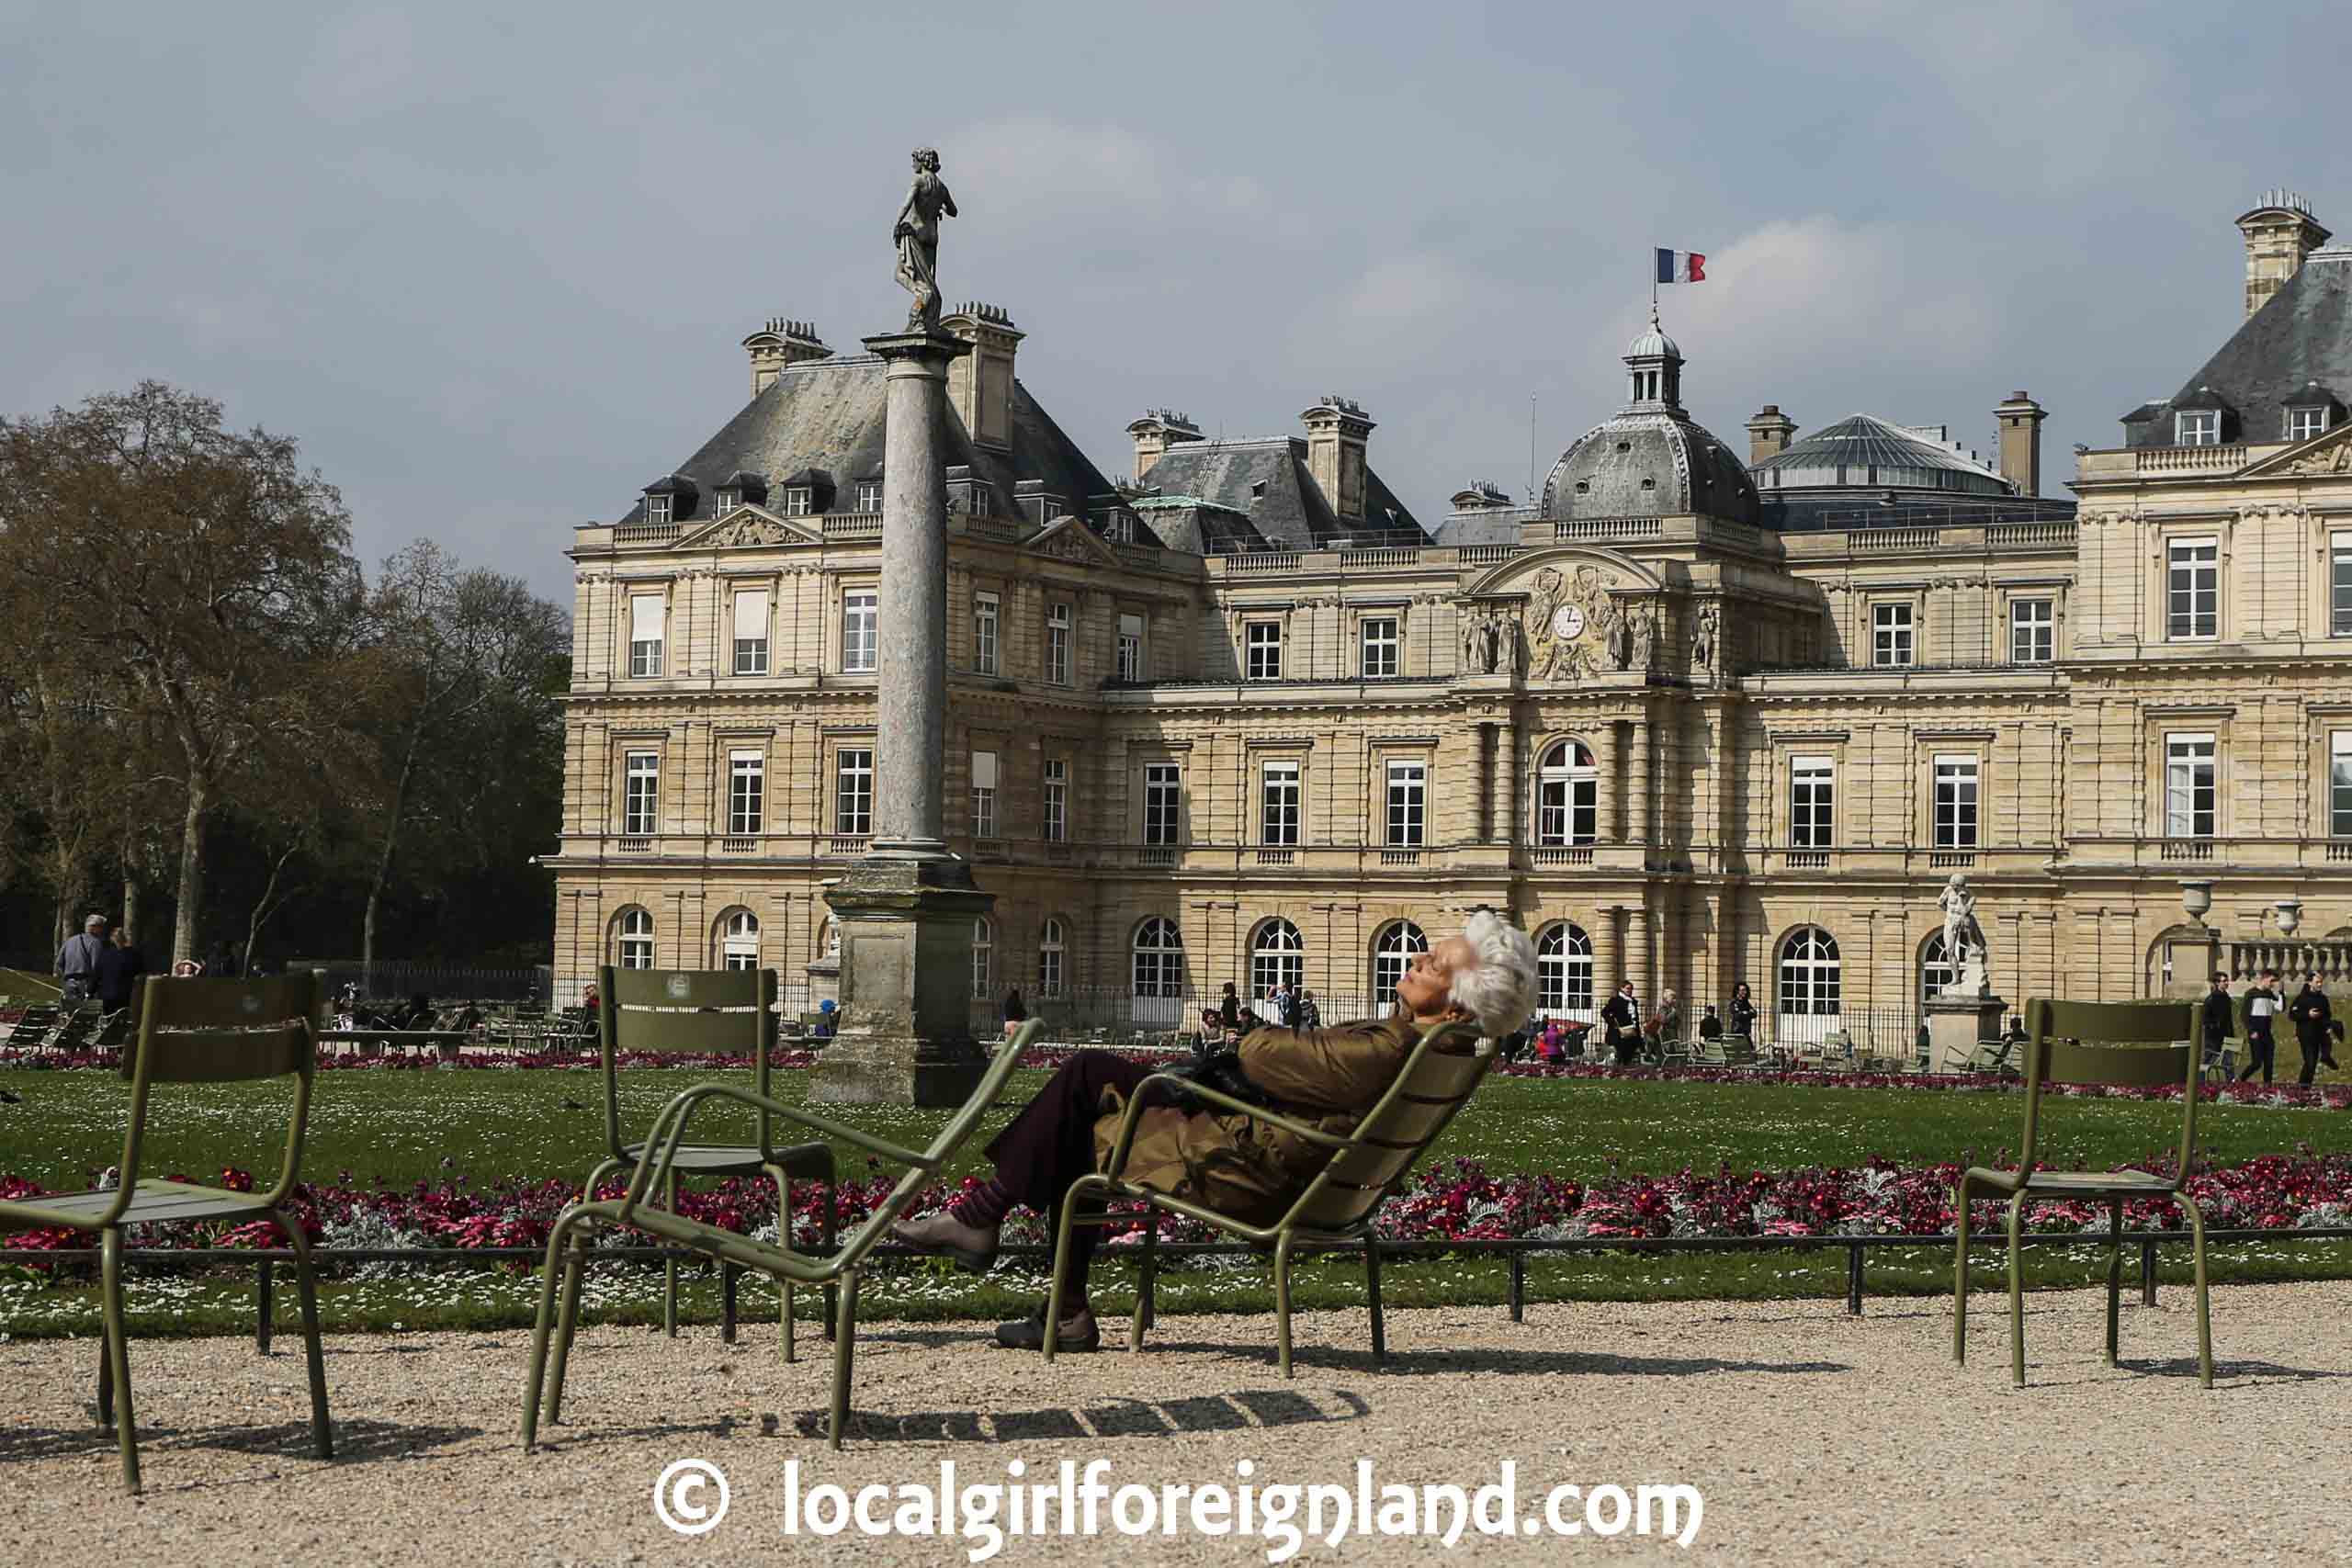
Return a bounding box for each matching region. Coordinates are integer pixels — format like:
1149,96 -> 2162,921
2290,973 -> 2334,1087
1601,980 -> 1640,1066
2238,969 -> 2283,1085
94,926 -> 146,1014
1726,981 -> 1758,1043
56,914 -> 107,1002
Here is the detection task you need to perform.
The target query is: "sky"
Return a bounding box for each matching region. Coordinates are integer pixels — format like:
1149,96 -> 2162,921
3,1 -> 2344,600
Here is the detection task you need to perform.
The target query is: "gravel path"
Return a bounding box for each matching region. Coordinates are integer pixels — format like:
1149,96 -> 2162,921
5,1281 -> 2347,1565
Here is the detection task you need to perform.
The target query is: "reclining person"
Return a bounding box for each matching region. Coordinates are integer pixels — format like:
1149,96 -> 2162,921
894,912 -> 1538,1350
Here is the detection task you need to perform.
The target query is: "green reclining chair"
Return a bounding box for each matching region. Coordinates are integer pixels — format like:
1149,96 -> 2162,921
1045,1019 -> 1493,1375
0,974 -> 331,1494
524,1018 -> 1040,1451
1952,997 -> 2214,1388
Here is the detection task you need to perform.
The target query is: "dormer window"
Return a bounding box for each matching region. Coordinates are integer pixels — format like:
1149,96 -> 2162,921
2177,410 -> 2221,446
645,494 -> 673,526
2290,405 -> 2333,442
715,490 -> 741,519
854,479 -> 883,513
781,487 -> 813,516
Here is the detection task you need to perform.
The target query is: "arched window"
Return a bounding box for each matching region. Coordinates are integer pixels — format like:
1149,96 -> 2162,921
1920,932 -> 1955,1004
1251,918 -> 1305,1000
716,908 -> 759,971
1371,920 -> 1428,1002
612,907 -> 654,971
1534,741 -> 1599,846
1777,926 -> 1841,1043
1131,917 -> 1186,1026
971,916 -> 993,998
1037,916 -> 1067,997
819,916 -> 840,960
1536,923 -> 1594,1017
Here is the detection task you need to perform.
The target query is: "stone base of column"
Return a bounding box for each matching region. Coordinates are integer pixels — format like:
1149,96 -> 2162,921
1927,991 -> 2007,1072
808,856 -> 996,1107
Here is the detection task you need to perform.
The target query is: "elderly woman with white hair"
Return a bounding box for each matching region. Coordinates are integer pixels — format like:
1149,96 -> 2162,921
896,911 -> 1538,1351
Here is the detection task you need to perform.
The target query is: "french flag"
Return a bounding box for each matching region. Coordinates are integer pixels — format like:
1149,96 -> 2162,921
1655,248 -> 1706,284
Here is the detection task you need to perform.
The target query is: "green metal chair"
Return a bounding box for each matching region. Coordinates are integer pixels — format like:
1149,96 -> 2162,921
0,973 -> 331,1494
523,1018 -> 1041,1451
1952,997 -> 2214,1388
572,964 -> 832,1350
1045,1020 -> 1493,1375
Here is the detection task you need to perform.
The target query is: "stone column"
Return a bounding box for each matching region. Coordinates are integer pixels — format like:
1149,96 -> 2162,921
1494,711 -> 1521,852
1629,712 -> 1653,856
1594,905 -> 1624,998
1476,723 -> 1498,841
1629,902 -> 1655,1011
812,327 -> 994,1107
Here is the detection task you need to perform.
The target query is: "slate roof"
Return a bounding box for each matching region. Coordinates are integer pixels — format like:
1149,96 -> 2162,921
612,355 -> 1123,529
1541,409 -> 1760,525
1137,437 -> 1429,552
2127,247 -> 2352,447
1750,413 -> 2011,496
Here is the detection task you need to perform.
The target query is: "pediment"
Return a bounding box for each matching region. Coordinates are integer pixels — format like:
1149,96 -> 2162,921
1022,513 -> 1121,568
1464,544 -> 1661,600
672,503 -> 824,549
2242,421 -> 2352,479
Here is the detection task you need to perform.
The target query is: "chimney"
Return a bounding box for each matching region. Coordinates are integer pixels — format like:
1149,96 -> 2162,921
1995,389 -> 2046,495
2236,190 -> 2331,319
1746,405 -> 1798,466
942,302 -> 1023,451
741,317 -> 831,398
1126,409 -> 1203,482
1300,395 -> 1375,522
1449,480 -> 1513,511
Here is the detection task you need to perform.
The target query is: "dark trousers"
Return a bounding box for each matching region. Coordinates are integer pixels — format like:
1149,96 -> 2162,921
2238,1032 -> 2275,1084
982,1052 -> 1156,1296
2298,1032 -> 2328,1087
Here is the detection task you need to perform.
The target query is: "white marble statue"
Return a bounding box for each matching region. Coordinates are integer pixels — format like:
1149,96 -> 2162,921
1938,874 -> 1989,994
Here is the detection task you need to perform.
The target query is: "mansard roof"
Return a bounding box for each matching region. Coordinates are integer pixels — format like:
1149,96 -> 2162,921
2128,246 -> 2352,447
1136,437 -> 1427,552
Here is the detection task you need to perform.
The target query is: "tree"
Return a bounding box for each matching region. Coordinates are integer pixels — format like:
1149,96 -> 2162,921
351,541 -> 570,981
0,383 -> 364,963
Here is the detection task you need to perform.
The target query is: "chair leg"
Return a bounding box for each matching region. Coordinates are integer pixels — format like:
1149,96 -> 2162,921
2006,1192 -> 2029,1388
1131,1213 -> 1158,1354
769,1167 -> 796,1365
1364,1241 -> 1386,1369
522,1210 -> 581,1450
101,1228 -> 141,1495
2182,1193 -> 2214,1389
545,1227 -> 591,1426
2103,1199 -> 2124,1368
1951,1178 -> 1972,1365
277,1211 -> 334,1460
821,1177 -> 839,1342
1045,1180 -> 1093,1365
829,1270 -> 861,1451
663,1168 -> 680,1339
1273,1231 -> 1295,1380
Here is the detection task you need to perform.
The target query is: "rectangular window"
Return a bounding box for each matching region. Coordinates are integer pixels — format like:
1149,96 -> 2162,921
969,750 -> 998,839
2177,410 -> 2221,446
2333,534 -> 2352,637
842,591 -> 878,671
1261,760 -> 1301,846
628,593 -> 664,678
2008,598 -> 2053,664
2167,539 -> 2218,640
728,750 -> 763,835
1116,613 -> 1145,682
1142,762 -> 1182,846
1246,621 -> 1283,681
731,587 -> 769,675
1932,754 -> 1979,849
835,749 -> 873,836
2165,733 -> 2216,839
1385,759 -> 1427,847
1046,603 -> 1072,685
715,491 -> 740,519
1361,615 -> 1399,678
974,592 -> 1000,675
622,751 -> 659,836
644,494 -> 672,526
1043,758 -> 1068,842
854,479 -> 883,513
2290,407 -> 2330,442
1790,755 -> 1834,848
1871,603 -> 1914,668
2333,732 -> 2352,838
782,487 -> 813,516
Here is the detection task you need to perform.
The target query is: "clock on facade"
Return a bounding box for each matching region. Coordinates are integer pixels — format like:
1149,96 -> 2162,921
1550,604 -> 1586,640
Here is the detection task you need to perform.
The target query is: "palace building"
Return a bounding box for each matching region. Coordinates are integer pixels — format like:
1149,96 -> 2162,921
548,192 -> 2352,1047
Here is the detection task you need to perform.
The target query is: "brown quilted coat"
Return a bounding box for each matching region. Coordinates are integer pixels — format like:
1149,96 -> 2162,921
1091,1014 -> 1423,1224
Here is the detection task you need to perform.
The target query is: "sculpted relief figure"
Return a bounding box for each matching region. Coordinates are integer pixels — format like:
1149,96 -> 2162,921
1631,603 -> 1657,671
1691,603 -> 1718,671
1460,609 -> 1482,672
1938,874 -> 1989,992
893,147 -> 958,332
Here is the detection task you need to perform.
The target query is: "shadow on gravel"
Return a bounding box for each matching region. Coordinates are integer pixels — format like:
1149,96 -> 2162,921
781,1388 -> 1372,1444
0,1418 -> 479,1467
1126,1339 -> 1853,1379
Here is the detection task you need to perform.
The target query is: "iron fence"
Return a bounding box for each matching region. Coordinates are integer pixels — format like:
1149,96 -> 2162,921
293,962 -> 554,1005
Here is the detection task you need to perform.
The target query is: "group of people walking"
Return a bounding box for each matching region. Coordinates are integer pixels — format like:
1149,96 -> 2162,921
53,913 -> 148,1011
2206,969 -> 2344,1087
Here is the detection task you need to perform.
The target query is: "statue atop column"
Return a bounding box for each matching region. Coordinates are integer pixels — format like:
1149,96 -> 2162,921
1938,874 -> 1990,995
892,147 -> 958,333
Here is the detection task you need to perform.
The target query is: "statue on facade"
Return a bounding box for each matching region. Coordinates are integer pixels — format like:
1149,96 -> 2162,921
1600,598 -> 1630,671
1631,603 -> 1657,671
893,147 -> 958,332
1477,615 -> 1501,674
1938,874 -> 1989,994
1691,602 -> 1718,671
1460,610 -> 1482,672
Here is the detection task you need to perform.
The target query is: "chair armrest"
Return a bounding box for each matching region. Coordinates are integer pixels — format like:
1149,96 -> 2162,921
1098,1074 -> 1353,1182
1957,1164 -> 2025,1195
616,1083 -> 921,1226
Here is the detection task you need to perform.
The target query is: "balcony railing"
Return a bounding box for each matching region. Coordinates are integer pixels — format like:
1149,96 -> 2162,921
2137,445 -> 2245,476
1553,517 -> 1662,541
616,837 -> 651,853
719,836 -> 758,853
1226,552 -> 1302,573
1257,848 -> 1296,866
1380,848 -> 1422,866
825,835 -> 870,856
1457,544 -> 1523,567
1529,846 -> 1596,867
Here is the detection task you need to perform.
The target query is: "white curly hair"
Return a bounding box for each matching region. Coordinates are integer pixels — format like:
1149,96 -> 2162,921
1447,910 -> 1539,1037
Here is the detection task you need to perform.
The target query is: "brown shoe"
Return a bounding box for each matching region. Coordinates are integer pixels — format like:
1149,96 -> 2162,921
891,1211 -> 1000,1274
995,1303 -> 1100,1352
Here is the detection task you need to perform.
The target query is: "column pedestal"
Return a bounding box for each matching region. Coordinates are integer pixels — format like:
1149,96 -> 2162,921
1928,990 -> 2007,1073
810,857 -> 993,1105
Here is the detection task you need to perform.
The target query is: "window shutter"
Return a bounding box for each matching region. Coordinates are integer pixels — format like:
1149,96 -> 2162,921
1118,613 -> 1143,637
971,750 -> 999,790
734,587 -> 768,630
630,594 -> 664,641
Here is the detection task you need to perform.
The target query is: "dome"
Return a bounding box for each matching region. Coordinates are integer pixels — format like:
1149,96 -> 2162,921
1749,413 -> 2012,497
1626,323 -> 1680,360
1541,409 -> 1759,525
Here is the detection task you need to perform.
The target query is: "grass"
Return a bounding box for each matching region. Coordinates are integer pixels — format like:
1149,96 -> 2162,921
1,1061 -> 2346,1337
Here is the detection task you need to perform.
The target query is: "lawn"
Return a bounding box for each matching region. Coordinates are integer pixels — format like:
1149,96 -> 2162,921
2,1061 -> 2347,1337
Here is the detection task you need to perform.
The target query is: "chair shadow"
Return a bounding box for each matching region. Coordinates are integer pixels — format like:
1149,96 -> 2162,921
787,1386 -> 1373,1444
1122,1337 -> 1852,1379
2036,1356 -> 2352,1387
0,1417 -> 480,1467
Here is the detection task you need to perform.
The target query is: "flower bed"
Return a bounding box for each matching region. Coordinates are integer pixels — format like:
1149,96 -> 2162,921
9,1150 -> 2347,1265
1495,1057 -> 2352,1111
